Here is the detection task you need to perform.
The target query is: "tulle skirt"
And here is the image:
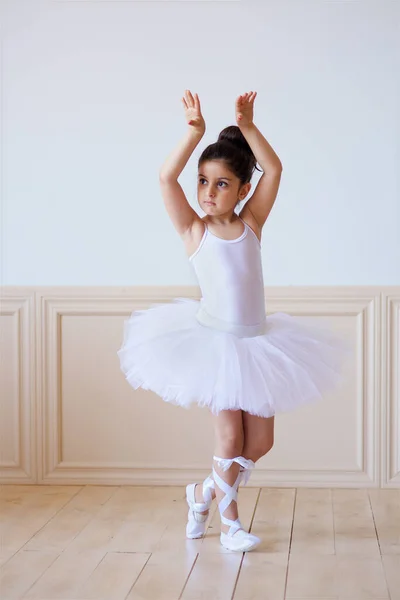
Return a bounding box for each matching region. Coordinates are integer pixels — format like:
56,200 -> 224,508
117,298 -> 350,418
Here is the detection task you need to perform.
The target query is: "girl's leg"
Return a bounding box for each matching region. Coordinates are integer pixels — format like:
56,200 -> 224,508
211,409 -> 244,533
185,409 -> 243,540
241,413 -> 275,462
186,411 -> 275,542
192,408 -> 244,512
193,412 -> 275,509
211,409 -> 261,551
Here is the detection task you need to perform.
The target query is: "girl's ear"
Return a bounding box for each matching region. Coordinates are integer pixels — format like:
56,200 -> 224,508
239,182 -> 252,201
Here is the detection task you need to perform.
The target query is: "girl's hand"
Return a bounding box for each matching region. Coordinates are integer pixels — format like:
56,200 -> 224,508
182,90 -> 205,135
235,91 -> 257,127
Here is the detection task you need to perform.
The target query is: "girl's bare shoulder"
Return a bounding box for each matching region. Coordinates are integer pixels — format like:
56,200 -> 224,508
239,207 -> 262,242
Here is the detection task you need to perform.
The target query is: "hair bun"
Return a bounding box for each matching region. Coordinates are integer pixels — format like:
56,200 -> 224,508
217,125 -> 250,152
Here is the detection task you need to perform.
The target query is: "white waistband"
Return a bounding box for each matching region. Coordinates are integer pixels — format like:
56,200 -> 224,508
195,305 -> 267,338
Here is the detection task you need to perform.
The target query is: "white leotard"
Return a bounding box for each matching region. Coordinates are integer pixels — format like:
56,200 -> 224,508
189,217 -> 267,338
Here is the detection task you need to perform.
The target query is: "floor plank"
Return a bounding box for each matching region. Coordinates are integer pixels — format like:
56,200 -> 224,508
126,551 -> 197,600
233,552 -> 288,600
1,486 -> 84,559
333,489 -> 381,556
251,488 -> 296,553
180,551 -> 243,600
0,549 -> 59,599
369,489 -> 400,555
291,489 -> 335,555
382,554 -> 400,600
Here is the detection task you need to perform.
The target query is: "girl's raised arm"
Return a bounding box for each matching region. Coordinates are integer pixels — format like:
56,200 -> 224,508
236,92 -> 283,230
159,90 -> 205,236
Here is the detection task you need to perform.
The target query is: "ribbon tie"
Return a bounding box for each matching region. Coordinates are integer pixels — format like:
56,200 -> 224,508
213,456 -> 255,486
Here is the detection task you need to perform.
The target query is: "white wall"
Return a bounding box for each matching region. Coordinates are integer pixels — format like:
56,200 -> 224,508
2,0 -> 399,287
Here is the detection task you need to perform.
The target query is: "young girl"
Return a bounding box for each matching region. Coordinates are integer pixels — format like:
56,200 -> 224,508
118,89 -> 348,553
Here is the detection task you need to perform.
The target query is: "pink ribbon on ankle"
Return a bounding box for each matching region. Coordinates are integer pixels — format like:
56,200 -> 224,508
214,456 -> 255,486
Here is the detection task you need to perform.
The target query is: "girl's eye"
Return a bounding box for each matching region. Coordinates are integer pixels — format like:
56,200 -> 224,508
198,179 -> 227,187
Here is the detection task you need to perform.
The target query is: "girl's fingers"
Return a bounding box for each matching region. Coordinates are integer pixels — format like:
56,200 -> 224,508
186,89 -> 195,107
182,96 -> 188,109
184,90 -> 191,107
237,94 -> 249,106
195,93 -> 202,112
239,91 -> 257,104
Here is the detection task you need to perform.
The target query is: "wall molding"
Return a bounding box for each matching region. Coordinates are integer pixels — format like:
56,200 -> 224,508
382,292 -> 400,486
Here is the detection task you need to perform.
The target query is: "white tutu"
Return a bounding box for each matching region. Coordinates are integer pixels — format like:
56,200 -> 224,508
117,298 -> 350,418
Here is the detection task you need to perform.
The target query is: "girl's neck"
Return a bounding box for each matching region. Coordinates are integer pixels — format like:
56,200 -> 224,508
204,213 -> 240,227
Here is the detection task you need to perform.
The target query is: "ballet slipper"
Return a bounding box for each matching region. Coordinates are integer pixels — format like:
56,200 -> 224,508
185,474 -> 215,539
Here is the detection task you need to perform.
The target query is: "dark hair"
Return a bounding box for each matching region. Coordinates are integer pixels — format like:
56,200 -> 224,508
198,125 -> 262,186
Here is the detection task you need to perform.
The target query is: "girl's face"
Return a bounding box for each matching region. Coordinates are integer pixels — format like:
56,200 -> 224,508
197,160 -> 251,216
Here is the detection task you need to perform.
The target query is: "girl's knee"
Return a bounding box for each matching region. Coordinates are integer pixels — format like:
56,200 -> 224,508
214,430 -> 244,457
244,437 -> 274,462
212,410 -> 244,457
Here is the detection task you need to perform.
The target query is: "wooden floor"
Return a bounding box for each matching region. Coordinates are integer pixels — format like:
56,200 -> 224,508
0,485 -> 399,600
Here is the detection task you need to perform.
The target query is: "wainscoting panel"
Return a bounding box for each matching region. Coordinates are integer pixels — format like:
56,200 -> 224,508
0,290 -> 36,482
0,286 -> 398,488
